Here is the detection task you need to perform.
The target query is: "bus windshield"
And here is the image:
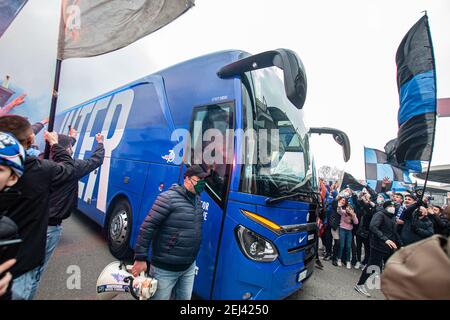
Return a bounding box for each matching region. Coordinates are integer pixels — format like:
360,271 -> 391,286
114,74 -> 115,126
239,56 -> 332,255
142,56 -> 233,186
240,66 -> 313,198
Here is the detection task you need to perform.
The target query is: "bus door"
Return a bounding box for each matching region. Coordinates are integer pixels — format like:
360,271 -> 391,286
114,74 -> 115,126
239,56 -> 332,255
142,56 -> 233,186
188,101 -> 234,299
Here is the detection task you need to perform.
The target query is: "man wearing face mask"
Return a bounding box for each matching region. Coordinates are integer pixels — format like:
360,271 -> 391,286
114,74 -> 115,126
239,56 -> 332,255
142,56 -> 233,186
132,164 -> 210,300
354,200 -> 402,297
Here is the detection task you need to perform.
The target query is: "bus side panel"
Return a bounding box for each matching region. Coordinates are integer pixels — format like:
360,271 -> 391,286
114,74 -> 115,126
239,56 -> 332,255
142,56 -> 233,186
130,163 -> 181,248
161,52 -> 238,128
107,158 -> 149,198
55,80 -> 176,229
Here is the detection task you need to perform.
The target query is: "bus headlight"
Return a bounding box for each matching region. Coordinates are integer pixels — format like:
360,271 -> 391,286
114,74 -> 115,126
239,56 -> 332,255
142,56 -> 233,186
235,225 -> 278,262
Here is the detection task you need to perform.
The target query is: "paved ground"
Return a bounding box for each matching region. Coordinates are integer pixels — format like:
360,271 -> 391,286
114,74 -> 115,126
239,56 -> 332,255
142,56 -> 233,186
36,211 -> 383,300
288,257 -> 384,300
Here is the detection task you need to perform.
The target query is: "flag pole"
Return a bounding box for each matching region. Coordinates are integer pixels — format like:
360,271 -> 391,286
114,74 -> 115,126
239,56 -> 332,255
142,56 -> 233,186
43,0 -> 64,159
419,12 -> 437,201
43,58 -> 62,159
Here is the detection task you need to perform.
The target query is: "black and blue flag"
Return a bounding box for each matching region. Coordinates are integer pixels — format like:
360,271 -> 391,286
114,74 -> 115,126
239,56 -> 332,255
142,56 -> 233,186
393,14 -> 436,166
365,147 -> 412,193
0,0 -> 28,38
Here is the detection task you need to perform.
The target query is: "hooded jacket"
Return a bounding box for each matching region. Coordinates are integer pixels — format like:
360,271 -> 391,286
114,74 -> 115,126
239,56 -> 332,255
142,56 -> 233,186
134,184 -> 204,272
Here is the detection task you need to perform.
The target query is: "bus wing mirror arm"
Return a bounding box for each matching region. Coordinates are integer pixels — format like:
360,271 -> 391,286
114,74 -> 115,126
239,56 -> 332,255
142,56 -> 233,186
217,48 -> 307,110
308,127 -> 351,162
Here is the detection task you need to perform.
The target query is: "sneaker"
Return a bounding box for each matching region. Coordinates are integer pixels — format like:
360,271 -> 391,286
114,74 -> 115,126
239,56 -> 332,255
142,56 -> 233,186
355,262 -> 361,269
337,259 -> 342,267
346,262 -> 351,269
332,260 -> 338,267
324,254 -> 331,261
354,284 -> 371,297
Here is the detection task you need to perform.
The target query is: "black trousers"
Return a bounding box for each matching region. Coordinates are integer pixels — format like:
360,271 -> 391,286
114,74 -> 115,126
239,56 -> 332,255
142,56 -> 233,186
355,235 -> 370,265
357,248 -> 391,285
323,224 -> 333,255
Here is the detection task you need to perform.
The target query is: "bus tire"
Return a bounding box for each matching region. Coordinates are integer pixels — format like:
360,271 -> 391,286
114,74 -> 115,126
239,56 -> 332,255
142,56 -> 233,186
107,199 -> 133,259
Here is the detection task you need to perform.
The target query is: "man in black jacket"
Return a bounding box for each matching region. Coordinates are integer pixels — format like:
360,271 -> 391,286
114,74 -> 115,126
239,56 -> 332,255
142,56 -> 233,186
354,200 -> 402,297
0,115 -> 75,300
131,165 -> 209,300
40,132 -> 105,274
0,131 -> 25,300
401,205 -> 434,246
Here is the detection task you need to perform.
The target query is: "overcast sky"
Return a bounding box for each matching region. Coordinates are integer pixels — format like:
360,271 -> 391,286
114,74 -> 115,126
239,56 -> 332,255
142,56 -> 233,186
0,0 -> 449,180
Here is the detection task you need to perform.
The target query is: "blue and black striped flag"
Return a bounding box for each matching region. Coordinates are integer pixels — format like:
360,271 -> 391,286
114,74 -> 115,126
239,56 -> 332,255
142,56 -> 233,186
388,14 -> 436,169
365,147 -> 412,193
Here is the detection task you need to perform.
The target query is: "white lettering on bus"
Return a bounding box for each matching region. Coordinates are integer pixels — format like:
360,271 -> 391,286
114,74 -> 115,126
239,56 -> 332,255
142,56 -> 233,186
61,89 -> 134,213
96,89 -> 134,212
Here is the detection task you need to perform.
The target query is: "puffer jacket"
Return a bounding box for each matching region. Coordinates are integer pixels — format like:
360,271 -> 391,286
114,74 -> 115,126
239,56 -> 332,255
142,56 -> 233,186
134,184 -> 204,272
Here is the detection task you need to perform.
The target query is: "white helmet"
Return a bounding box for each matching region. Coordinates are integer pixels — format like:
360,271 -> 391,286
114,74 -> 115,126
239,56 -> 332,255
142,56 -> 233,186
96,261 -> 157,300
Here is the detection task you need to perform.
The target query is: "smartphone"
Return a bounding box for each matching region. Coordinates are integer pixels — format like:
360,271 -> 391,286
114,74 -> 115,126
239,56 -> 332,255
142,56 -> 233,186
0,238 -> 22,265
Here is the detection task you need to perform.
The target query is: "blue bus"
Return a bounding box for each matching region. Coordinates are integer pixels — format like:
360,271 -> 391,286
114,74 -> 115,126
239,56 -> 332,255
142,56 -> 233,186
53,49 -> 350,300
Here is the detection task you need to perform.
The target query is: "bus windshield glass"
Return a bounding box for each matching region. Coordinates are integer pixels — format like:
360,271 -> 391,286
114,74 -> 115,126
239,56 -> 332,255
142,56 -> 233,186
240,66 -> 313,198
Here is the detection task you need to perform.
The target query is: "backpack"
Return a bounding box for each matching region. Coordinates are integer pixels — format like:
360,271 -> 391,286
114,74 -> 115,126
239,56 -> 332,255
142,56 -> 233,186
329,209 -> 341,230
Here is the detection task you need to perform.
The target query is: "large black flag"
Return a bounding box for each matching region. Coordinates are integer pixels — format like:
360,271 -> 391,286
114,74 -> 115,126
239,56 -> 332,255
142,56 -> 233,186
394,15 -> 436,165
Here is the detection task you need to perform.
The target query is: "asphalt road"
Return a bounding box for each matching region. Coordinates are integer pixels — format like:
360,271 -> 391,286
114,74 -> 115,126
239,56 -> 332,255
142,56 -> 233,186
35,211 -> 384,300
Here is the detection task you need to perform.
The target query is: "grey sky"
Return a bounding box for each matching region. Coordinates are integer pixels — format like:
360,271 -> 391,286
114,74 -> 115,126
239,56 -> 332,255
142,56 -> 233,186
0,0 -> 449,180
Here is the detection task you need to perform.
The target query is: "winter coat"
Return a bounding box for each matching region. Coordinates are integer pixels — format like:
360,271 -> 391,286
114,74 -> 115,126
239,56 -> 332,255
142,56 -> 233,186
401,212 -> 434,246
369,209 -> 402,254
356,200 -> 375,239
428,214 -> 450,237
134,184 -> 204,272
2,144 -> 75,278
48,143 -> 104,226
400,203 -> 433,246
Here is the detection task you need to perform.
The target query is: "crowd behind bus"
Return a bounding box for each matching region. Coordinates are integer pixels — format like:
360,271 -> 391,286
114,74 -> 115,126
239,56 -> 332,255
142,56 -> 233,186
316,178 -> 450,297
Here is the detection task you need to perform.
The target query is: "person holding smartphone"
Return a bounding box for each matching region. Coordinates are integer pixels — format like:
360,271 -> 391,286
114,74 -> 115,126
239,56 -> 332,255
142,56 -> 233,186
0,131 -> 26,299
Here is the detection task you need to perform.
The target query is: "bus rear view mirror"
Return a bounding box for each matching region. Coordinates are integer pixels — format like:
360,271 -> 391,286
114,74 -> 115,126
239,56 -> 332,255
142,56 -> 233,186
217,49 -> 307,109
309,127 -> 351,162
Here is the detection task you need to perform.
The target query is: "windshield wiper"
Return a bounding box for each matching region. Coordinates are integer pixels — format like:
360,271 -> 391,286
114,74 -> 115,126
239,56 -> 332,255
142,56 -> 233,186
265,190 -> 320,205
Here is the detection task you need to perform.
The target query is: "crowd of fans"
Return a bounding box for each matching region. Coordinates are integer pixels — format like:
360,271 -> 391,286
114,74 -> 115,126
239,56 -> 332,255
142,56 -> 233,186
316,178 -> 450,297
0,110 -> 105,300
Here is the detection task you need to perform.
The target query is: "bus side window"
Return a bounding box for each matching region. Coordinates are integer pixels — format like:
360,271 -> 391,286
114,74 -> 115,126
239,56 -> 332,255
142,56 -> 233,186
190,102 -> 234,206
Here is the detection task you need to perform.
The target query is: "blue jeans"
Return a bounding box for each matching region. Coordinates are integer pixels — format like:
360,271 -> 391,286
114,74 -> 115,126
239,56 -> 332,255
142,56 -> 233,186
338,228 -> 353,262
40,225 -> 63,275
11,265 -> 42,300
149,262 -> 196,300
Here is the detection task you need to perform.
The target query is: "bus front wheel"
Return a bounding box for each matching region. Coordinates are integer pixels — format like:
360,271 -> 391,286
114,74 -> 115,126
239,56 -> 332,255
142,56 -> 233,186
107,199 -> 133,259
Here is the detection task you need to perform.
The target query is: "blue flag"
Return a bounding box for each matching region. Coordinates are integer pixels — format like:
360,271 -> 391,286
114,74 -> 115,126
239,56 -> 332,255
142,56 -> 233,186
365,147 -> 412,193
0,0 -> 28,38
